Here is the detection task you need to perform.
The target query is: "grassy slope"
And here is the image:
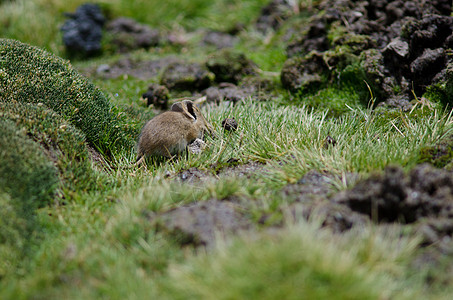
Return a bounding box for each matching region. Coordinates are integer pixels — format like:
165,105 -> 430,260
1,0 -> 453,299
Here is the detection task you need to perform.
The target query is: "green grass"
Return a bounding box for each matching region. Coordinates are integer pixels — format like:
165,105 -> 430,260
2,0 -> 453,299
143,100 -> 452,181
0,0 -> 271,57
1,101 -> 453,298
1,37 -> 453,298
162,224 -> 423,300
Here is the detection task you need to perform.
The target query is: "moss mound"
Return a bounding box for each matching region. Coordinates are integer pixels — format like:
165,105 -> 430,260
0,118 -> 59,208
1,100 -> 106,193
0,119 -> 59,269
419,134 -> 453,169
0,38 -> 131,154
0,192 -> 28,278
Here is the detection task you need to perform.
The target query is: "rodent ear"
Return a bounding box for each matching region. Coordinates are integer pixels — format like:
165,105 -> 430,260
171,101 -> 197,121
184,100 -> 197,120
170,101 -> 184,112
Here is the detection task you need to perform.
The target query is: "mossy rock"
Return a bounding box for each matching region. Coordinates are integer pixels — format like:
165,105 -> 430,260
280,53 -> 326,93
444,62 -> 453,105
419,135 -> 453,169
206,49 -> 257,84
0,100 -> 105,193
0,38 -> 131,154
422,62 -> 453,107
160,61 -> 214,91
327,23 -> 373,54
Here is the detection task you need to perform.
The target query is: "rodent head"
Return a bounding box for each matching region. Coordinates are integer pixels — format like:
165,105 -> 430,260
171,100 -> 214,136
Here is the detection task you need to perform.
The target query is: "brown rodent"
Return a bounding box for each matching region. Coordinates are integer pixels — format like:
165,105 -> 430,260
136,100 -> 213,164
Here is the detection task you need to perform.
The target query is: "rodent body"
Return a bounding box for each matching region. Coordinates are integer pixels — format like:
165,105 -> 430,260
136,100 -> 213,163
137,111 -> 201,157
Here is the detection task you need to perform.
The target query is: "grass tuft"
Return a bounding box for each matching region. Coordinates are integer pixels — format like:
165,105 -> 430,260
163,223 -> 422,300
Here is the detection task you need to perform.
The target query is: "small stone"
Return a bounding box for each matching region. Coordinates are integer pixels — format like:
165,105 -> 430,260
383,38 -> 409,58
154,199 -> 252,247
106,17 -> 161,52
221,118 -> 238,131
61,4 -> 105,56
142,83 -> 170,109
410,48 -> 446,78
96,64 -> 110,74
160,62 -> 214,91
188,138 -> 206,155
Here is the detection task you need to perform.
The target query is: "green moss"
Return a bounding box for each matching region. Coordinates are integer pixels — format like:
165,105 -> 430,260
206,49 -> 257,84
419,135 -> 453,169
0,119 -> 59,274
0,192 -> 28,278
0,119 -> 59,209
280,54 -> 327,93
293,87 -> 363,117
328,24 -> 372,54
421,63 -> 453,108
0,39 -> 132,154
337,61 -> 374,104
0,100 -> 107,192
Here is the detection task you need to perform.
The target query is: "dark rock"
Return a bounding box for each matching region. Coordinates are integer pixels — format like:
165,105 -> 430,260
204,87 -> 222,103
333,164 -> 453,223
383,37 -> 409,59
431,0 -> 453,15
203,83 -> 245,104
419,134 -> 453,169
106,17 -> 160,52
142,83 -> 170,109
280,53 -> 326,92
217,83 -> 245,102
61,4 -> 105,56
445,62 -> 453,105
201,31 -> 236,49
177,162 -> 266,184
239,77 -> 275,100
217,161 -> 266,178
410,48 -> 447,87
286,17 -> 330,57
221,118 -> 238,131
416,218 -> 453,248
91,57 -> 179,80
160,62 -> 214,91
282,170 -> 337,202
383,94 -> 412,111
154,199 -> 252,247
280,170 -> 366,232
179,167 -> 210,184
359,49 -> 387,92
255,0 -> 294,33
445,33 -> 453,49
333,166 -> 408,222
408,163 -> 453,195
206,50 -> 257,84
403,14 -> 453,57
283,0 -> 453,105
